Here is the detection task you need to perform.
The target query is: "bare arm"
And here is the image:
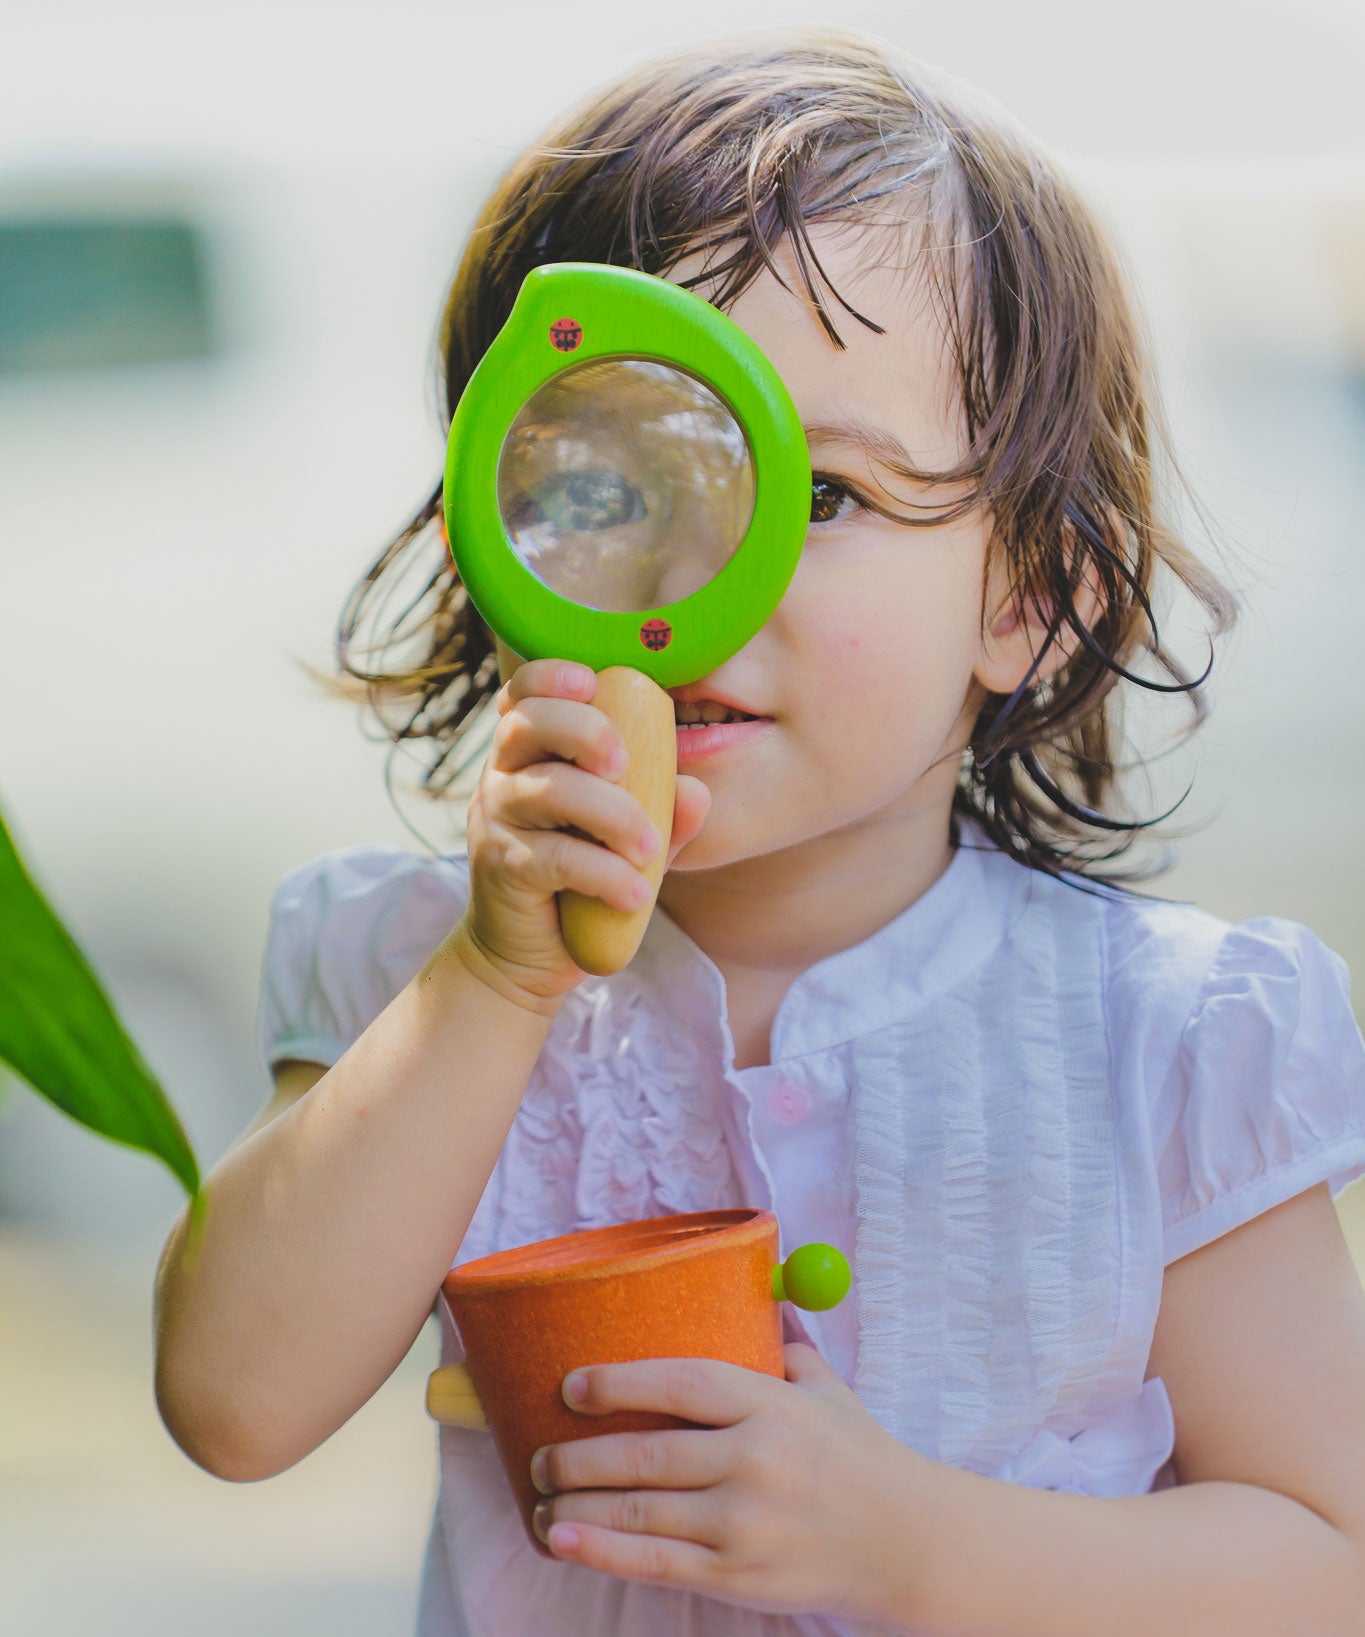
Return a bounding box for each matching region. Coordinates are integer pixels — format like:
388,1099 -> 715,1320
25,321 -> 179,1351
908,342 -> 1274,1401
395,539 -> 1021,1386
153,925 -> 561,1483
868,1185 -> 1365,1635
154,656 -> 709,1486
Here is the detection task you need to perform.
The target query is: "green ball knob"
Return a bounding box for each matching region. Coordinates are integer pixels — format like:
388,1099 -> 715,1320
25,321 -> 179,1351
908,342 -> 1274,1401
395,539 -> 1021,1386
770,1243 -> 851,1311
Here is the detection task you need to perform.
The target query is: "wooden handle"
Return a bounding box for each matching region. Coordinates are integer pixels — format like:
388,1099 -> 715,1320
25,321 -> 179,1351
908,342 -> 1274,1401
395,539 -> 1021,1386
426,1363 -> 488,1430
558,667 -> 676,977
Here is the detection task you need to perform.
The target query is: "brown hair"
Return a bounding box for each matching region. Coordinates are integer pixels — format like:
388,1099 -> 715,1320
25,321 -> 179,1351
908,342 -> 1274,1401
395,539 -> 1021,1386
311,23 -> 1239,890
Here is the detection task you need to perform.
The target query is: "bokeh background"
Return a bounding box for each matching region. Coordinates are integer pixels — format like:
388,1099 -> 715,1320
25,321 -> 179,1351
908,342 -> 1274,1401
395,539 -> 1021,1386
2,2 -> 1363,1632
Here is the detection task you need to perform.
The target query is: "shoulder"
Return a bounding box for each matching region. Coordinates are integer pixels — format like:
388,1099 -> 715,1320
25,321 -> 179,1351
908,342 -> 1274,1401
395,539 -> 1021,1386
990,849 -> 1228,998
269,841 -> 469,919
264,840 -> 471,986
255,843 -> 470,1074
1074,872 -> 1361,1108
1087,877 -> 1232,1061
997,856 -> 1316,1077
1049,873 -> 1365,1262
968,841 -> 1229,1043
974,847 -> 1365,1259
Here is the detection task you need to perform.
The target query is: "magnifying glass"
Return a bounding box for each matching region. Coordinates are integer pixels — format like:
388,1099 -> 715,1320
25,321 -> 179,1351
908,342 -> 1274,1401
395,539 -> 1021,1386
444,262 -> 810,976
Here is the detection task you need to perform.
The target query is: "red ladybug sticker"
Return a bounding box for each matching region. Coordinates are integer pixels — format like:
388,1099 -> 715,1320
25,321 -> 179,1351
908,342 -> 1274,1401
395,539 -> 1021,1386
639,618 -> 672,651
549,317 -> 583,352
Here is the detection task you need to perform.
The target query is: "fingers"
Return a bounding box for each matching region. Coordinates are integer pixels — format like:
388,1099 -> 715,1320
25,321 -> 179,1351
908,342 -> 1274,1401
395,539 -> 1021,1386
493,693 -> 628,779
496,762 -> 662,874
559,1357 -> 767,1428
496,658 -> 595,716
502,829 -> 655,918
530,1425 -> 737,1561
535,1513 -> 719,1583
485,660 -> 709,894
484,661 -> 660,909
533,1486 -> 724,1554
533,1424 -> 732,1498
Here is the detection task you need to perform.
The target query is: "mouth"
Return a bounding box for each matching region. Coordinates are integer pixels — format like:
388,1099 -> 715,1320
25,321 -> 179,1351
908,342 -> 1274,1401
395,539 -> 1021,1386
670,698 -> 773,766
672,700 -> 762,729
667,681 -> 768,726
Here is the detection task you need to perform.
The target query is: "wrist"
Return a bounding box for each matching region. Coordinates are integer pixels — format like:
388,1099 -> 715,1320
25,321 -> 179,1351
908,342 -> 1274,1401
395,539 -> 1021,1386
857,1437 -> 953,1634
440,921 -> 569,1021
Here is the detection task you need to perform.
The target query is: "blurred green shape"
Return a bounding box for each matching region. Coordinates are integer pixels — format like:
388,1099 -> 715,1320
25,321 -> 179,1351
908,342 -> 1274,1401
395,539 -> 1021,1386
0,796 -> 206,1247
0,217 -> 214,376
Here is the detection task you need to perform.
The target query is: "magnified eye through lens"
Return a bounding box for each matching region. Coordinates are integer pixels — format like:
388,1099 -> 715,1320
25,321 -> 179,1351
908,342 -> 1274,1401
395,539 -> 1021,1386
497,357 -> 756,614
521,468 -> 648,533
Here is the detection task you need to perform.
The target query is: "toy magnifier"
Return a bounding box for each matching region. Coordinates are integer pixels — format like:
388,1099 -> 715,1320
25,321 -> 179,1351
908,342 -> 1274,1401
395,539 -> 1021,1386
444,262 -> 810,975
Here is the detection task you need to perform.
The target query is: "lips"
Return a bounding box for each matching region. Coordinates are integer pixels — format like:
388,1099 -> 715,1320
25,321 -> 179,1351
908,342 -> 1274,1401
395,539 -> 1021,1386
667,683 -> 766,723
673,702 -> 757,726
673,714 -> 772,765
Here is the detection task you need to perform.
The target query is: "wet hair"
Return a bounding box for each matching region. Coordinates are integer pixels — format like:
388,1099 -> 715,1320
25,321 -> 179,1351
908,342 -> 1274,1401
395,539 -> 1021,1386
309,22 -> 1239,891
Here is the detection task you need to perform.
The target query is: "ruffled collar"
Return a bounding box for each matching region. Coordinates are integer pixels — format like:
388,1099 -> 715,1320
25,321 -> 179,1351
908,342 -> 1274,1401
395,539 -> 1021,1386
628,818 -> 1037,1065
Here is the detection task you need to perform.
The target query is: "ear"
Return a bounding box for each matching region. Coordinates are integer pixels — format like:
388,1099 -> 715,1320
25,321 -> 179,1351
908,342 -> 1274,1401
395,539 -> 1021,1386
973,536 -> 1104,699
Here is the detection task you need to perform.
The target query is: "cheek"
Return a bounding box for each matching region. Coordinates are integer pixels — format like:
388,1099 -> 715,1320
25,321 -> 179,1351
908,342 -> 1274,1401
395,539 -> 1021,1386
807,586 -> 979,741
810,620 -> 877,691
813,606 -> 932,692
816,625 -> 867,677
780,523 -> 990,722
803,620 -> 907,748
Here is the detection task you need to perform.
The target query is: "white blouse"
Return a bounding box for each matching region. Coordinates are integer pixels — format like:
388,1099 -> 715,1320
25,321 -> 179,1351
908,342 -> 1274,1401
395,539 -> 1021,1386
255,820 -> 1365,1637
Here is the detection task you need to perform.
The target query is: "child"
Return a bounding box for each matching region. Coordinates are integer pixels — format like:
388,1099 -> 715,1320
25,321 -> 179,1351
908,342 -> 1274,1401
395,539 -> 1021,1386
153,25 -> 1365,1637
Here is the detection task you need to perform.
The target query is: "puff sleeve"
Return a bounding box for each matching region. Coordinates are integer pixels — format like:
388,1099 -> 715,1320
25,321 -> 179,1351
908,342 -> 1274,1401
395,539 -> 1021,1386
254,845 -> 471,1080
1152,916 -> 1365,1264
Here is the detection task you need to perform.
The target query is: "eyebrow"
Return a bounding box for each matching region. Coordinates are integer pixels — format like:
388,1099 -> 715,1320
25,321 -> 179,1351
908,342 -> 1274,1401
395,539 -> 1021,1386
801,415 -> 924,481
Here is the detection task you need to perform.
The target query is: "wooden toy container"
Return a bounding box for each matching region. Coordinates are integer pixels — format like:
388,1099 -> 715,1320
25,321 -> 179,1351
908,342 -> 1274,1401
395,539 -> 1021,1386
439,1207 -> 783,1554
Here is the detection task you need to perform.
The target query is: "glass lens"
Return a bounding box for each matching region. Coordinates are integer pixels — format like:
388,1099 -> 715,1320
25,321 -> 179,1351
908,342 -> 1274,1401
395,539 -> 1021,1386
496,357 -> 756,613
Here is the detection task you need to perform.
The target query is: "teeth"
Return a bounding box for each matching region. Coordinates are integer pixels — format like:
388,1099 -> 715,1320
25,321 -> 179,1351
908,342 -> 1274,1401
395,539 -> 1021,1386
674,701 -> 755,726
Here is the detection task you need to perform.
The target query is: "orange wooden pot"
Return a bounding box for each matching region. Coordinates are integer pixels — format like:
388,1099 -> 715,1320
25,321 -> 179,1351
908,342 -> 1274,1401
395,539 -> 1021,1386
440,1208 -> 783,1555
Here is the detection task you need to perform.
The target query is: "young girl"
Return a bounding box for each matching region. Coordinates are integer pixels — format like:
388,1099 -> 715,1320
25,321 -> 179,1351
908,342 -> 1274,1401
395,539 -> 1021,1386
153,25 -> 1365,1637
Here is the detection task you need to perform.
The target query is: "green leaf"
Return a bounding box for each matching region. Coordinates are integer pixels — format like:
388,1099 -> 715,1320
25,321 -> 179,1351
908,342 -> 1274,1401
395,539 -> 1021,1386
0,795 -> 205,1235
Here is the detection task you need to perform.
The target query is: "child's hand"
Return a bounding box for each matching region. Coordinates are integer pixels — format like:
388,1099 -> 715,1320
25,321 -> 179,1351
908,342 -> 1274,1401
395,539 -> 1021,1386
525,1343 -> 932,1624
456,659 -> 710,1007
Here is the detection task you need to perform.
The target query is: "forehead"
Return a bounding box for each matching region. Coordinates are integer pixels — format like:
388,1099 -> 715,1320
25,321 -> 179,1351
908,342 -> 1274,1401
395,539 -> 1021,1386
663,219 -> 965,472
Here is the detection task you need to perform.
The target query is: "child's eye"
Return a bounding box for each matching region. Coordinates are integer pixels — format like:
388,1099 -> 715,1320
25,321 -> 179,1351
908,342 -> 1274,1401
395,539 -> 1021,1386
517,469 -> 647,533
809,474 -> 866,527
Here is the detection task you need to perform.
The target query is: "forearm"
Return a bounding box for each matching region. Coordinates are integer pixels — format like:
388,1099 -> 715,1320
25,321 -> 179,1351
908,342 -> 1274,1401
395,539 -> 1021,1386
154,923 -> 559,1482
870,1449 -> 1365,1636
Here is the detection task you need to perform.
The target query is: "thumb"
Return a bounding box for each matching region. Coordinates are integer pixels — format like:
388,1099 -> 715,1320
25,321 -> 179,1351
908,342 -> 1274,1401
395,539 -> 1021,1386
666,774 -> 711,866
782,1341 -> 841,1388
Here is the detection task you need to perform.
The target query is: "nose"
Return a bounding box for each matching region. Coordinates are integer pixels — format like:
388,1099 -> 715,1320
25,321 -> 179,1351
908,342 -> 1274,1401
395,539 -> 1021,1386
649,512 -> 753,608
651,548 -> 709,609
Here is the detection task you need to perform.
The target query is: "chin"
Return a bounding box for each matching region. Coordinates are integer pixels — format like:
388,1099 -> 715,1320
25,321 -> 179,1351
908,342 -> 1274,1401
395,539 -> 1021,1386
666,820 -> 808,877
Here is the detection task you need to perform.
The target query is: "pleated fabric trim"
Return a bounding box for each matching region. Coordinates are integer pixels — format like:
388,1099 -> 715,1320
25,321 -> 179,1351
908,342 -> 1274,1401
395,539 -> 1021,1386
850,864 -> 1139,1474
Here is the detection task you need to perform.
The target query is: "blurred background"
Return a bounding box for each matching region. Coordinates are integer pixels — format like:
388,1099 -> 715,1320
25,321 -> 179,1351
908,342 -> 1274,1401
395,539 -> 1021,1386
1,1 -> 1362,1631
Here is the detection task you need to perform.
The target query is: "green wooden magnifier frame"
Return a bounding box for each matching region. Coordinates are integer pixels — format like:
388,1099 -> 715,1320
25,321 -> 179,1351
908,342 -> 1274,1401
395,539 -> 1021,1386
443,262 -> 811,974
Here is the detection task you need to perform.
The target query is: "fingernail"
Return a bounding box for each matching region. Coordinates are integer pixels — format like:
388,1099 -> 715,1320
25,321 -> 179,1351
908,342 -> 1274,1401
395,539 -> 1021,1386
560,664 -> 593,693
637,824 -> 661,860
532,1500 -> 552,1544
563,1370 -> 588,1404
605,744 -> 628,776
631,876 -> 652,906
530,1447 -> 552,1493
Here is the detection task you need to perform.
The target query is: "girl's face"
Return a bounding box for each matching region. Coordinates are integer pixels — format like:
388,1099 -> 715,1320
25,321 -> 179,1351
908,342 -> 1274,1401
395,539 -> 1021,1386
650,221 -> 1016,875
